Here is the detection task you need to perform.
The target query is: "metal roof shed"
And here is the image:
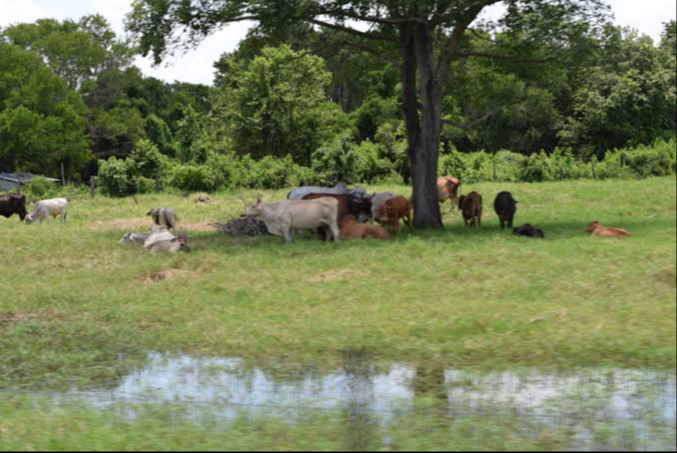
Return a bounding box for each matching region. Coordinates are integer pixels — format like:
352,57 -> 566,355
0,173 -> 60,192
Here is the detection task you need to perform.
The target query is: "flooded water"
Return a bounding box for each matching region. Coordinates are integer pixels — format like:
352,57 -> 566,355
27,353 -> 677,450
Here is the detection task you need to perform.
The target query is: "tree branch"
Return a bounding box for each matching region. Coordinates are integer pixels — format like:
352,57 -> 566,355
455,51 -> 552,63
436,3 -> 496,82
307,18 -> 397,42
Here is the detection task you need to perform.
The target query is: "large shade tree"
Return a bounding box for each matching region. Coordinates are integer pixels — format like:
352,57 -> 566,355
127,0 -> 607,227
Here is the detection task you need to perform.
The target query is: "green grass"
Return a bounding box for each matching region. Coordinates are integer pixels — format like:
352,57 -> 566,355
4,396 -> 670,451
1,177 -> 675,389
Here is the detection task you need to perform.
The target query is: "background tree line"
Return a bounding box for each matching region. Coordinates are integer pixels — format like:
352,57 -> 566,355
0,13 -> 674,195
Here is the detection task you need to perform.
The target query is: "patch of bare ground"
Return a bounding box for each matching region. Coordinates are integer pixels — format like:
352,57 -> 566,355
307,269 -> 369,283
180,222 -> 215,232
140,269 -> 197,285
89,219 -> 215,232
655,269 -> 677,288
89,218 -> 149,231
0,309 -> 62,326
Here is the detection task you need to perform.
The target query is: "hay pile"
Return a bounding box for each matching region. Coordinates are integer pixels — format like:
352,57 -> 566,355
212,216 -> 269,236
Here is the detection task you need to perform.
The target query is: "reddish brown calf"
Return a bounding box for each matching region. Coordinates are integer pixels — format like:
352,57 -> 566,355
377,196 -> 412,235
458,191 -> 483,228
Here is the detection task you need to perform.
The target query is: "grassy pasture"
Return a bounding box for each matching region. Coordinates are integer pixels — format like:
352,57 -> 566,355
0,177 -> 675,389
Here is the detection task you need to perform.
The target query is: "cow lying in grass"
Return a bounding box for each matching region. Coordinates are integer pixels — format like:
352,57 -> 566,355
246,195 -> 340,243
146,234 -> 191,253
513,223 -> 545,239
340,215 -> 389,240
120,225 -> 191,253
25,198 -> 68,224
585,221 -> 631,238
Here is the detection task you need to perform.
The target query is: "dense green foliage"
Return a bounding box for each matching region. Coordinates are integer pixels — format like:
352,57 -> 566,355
0,9 -> 675,188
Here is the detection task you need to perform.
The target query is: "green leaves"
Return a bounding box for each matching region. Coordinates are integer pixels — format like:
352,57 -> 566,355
213,44 -> 347,165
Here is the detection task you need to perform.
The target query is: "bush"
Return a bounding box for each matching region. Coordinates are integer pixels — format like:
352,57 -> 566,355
97,157 -> 138,197
129,140 -> 165,180
311,133 -> 361,186
24,176 -> 58,198
519,152 -> 553,182
354,140 -> 394,183
136,177 -> 157,194
168,164 -> 218,193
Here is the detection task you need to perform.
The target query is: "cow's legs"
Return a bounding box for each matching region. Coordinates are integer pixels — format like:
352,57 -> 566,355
283,227 -> 293,243
500,219 -> 505,229
328,222 -> 340,242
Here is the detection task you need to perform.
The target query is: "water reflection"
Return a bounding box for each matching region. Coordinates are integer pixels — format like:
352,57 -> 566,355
44,353 -> 675,451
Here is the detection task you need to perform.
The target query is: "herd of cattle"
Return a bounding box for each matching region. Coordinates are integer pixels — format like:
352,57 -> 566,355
0,176 -> 631,252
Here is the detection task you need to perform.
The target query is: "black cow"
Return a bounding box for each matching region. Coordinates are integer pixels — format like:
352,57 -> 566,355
0,194 -> 28,221
494,191 -> 517,229
513,223 -> 545,239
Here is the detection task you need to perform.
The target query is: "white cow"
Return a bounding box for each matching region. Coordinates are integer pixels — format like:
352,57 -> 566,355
143,225 -> 176,249
147,207 -> 178,231
25,198 -> 68,224
119,232 -> 150,245
246,195 -> 340,243
146,235 -> 191,253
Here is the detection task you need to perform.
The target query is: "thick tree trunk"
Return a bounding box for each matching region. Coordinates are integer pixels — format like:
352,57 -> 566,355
399,23 -> 443,229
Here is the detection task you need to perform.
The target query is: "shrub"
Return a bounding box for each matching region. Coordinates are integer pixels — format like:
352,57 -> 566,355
24,176 -> 57,198
519,152 -> 553,182
136,176 -> 157,194
354,140 -> 394,183
168,164 -> 218,193
129,140 -> 165,180
311,133 -> 361,186
97,157 -> 138,197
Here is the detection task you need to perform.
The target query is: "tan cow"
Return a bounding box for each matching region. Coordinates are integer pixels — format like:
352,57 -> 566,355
437,176 -> 461,211
339,215 -> 389,240
246,195 -> 340,243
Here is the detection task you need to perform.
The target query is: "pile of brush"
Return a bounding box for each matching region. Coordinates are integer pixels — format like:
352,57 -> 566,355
212,216 -> 269,237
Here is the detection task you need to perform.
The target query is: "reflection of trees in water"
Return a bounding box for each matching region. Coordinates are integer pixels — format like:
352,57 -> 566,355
413,365 -> 448,404
341,350 -> 377,452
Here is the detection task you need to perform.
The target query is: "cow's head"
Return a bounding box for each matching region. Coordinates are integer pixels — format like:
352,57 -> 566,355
457,195 -> 466,210
174,234 -> 191,252
245,194 -> 264,218
585,221 -> 601,233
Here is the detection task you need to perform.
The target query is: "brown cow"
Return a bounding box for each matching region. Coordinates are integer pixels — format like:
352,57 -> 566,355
585,221 -> 631,238
377,196 -> 412,235
437,176 -> 461,211
458,192 -> 483,227
339,215 -> 390,240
